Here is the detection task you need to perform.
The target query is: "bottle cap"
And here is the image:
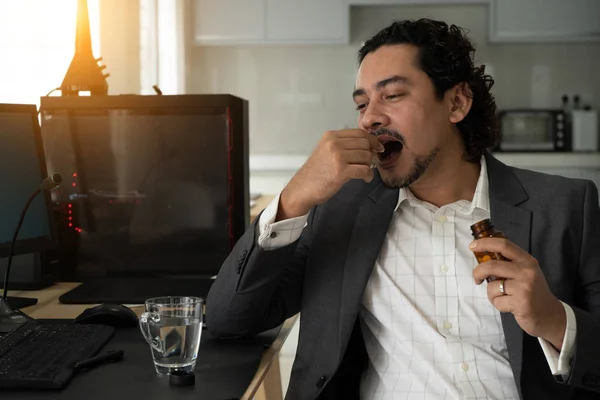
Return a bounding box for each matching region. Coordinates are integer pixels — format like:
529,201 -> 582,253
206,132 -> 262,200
169,370 -> 195,386
470,218 -> 492,236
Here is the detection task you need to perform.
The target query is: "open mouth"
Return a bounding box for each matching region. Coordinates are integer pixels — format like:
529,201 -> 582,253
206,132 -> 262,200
377,136 -> 403,168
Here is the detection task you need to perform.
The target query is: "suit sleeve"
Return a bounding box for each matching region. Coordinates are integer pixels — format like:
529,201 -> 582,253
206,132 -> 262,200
205,197 -> 314,338
559,181 -> 600,392
257,193 -> 309,250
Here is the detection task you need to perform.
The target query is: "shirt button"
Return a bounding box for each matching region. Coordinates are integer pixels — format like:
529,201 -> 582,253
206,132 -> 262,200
440,265 -> 449,273
437,215 -> 448,223
269,231 -> 278,238
461,363 -> 469,371
443,321 -> 452,330
316,375 -> 327,388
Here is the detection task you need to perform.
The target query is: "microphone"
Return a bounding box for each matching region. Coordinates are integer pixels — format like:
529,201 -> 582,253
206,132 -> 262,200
0,174 -> 62,333
41,173 -> 62,191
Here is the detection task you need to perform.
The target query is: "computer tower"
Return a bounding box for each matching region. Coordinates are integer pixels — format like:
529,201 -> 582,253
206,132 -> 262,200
39,94 -> 249,281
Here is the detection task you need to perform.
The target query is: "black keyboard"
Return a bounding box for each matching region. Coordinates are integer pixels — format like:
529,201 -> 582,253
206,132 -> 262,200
0,322 -> 115,389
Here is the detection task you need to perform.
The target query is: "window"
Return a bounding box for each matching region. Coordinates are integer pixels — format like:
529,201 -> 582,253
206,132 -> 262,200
0,0 -> 101,105
139,0 -> 185,95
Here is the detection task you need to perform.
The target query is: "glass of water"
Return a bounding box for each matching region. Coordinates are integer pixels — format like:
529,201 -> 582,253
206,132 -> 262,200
139,296 -> 203,375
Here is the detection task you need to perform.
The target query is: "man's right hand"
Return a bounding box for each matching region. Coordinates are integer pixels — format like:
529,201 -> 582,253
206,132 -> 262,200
276,129 -> 384,221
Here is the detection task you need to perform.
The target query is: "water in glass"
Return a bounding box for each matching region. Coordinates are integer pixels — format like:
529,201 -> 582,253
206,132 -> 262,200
139,296 -> 203,375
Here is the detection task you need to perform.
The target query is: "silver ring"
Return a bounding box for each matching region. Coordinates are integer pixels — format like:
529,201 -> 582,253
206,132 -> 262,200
499,279 -> 506,295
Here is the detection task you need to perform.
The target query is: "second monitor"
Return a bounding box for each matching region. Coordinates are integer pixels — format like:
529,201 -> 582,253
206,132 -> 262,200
39,94 -> 249,280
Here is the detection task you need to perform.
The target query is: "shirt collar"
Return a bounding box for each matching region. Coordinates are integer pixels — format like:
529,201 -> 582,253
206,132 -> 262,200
393,155 -> 489,214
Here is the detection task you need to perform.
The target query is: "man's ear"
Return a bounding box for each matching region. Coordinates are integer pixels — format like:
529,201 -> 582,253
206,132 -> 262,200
448,83 -> 473,124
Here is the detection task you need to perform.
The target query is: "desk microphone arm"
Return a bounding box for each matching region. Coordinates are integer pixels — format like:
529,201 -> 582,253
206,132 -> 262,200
0,174 -> 62,334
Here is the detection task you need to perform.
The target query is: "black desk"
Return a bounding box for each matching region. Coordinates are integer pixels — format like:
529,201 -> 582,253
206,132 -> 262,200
3,322 -> 281,400
9,282 -> 296,400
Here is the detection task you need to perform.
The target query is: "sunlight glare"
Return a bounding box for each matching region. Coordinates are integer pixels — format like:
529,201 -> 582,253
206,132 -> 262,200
0,0 -> 101,105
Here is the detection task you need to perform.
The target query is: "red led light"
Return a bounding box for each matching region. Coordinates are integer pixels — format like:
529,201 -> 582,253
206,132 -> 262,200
68,223 -> 72,227
73,173 -> 77,177
68,217 -> 72,220
72,182 -> 76,187
68,204 -> 72,208
68,210 -> 72,214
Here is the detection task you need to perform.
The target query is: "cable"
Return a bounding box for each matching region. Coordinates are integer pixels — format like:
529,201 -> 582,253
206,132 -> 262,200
37,87 -> 62,116
2,188 -> 41,300
45,87 -> 61,97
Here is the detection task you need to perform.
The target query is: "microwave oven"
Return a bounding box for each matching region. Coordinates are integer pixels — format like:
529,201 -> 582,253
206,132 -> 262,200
497,109 -> 571,152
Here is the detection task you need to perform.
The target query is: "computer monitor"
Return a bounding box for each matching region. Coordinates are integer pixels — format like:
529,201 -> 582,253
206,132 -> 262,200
39,95 -> 249,279
0,104 -> 55,259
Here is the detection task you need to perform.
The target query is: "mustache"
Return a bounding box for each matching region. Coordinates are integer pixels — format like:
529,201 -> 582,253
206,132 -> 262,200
369,127 -> 405,144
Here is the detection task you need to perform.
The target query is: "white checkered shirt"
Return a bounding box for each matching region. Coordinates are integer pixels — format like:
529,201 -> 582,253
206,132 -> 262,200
257,157 -> 576,399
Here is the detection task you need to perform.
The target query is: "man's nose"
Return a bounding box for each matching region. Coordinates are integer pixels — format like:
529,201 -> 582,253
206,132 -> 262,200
360,103 -> 390,130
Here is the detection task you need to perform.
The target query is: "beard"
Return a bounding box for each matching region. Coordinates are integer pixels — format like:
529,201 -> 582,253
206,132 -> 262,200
379,146 -> 440,188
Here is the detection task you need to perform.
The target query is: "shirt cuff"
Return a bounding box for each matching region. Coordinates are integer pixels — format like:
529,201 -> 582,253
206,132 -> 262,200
257,192 -> 309,250
538,301 -> 577,379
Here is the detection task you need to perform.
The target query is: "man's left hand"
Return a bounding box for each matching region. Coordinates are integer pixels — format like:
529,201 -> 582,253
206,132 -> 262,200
471,237 -> 566,350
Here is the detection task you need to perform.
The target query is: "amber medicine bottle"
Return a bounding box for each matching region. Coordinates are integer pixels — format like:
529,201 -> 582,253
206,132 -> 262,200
470,218 -> 509,263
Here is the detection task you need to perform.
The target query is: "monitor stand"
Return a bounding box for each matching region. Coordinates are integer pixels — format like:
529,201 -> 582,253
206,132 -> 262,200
6,296 -> 38,310
0,297 -> 37,334
58,277 -> 215,305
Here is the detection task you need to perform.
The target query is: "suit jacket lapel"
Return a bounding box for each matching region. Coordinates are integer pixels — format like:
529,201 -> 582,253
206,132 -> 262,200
337,179 -> 398,362
486,152 -> 532,393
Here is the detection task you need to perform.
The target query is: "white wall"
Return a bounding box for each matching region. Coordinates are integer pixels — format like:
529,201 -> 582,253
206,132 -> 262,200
187,4 -> 600,156
99,0 -> 141,95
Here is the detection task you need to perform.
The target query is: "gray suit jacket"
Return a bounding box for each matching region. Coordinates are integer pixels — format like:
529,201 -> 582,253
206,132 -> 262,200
207,153 -> 600,399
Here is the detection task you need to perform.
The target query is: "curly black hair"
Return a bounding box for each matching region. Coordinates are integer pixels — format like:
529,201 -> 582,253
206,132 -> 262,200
358,18 -> 498,163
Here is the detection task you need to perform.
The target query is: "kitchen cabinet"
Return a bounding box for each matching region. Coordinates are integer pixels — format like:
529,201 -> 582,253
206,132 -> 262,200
194,0 -> 266,45
345,0 -> 488,4
490,0 -> 600,42
193,0 -> 349,45
266,0 -> 348,44
193,0 -> 600,45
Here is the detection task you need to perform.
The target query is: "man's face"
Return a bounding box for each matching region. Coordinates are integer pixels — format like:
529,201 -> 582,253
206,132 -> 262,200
353,44 -> 455,188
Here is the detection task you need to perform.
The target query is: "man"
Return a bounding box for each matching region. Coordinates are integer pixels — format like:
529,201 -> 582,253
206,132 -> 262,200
206,19 -> 600,399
